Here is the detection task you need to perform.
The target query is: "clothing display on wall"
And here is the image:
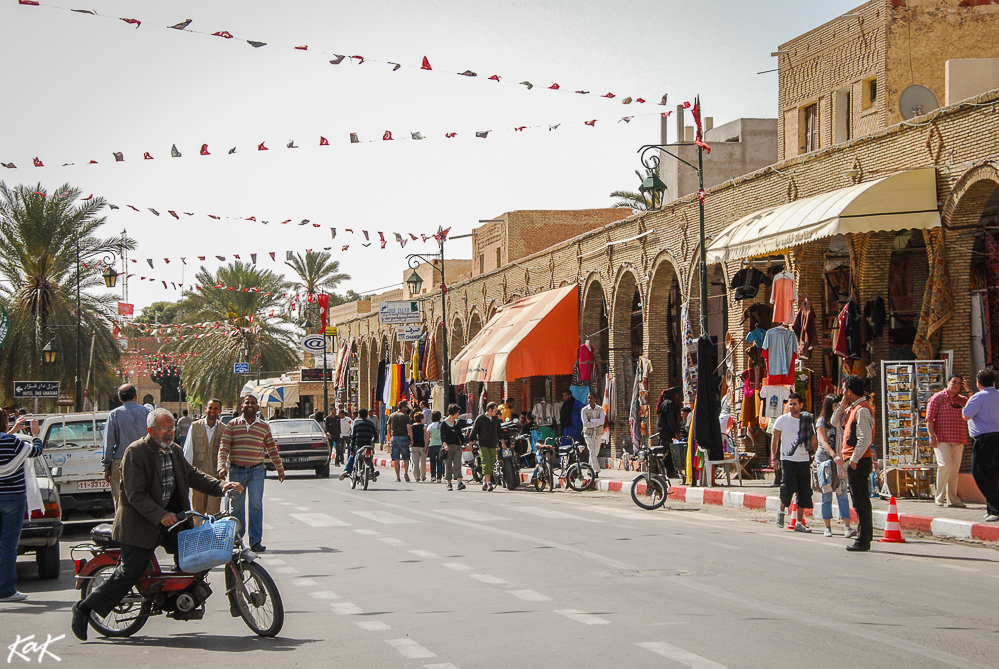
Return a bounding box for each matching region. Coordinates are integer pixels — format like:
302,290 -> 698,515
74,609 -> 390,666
759,384 -> 791,419
730,267 -> 772,301
818,376 -> 835,398
532,400 -> 556,427
770,270 -> 798,324
834,298 -> 863,360
746,327 -> 766,348
761,325 -> 798,385
792,296 -> 817,359
864,296 -> 887,339
794,369 -> 813,410
578,341 -> 595,382
742,303 -> 774,330
984,234 -> 999,366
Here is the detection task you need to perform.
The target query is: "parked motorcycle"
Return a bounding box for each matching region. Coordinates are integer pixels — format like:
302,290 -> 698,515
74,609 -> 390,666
72,492 -> 284,638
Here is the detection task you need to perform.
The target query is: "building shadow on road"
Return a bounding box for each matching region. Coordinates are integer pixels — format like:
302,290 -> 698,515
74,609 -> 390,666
87,632 -> 322,652
265,546 -> 340,555
875,547 -> 999,564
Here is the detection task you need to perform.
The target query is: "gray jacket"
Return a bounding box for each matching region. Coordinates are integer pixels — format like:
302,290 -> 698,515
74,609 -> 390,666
103,401 -> 150,468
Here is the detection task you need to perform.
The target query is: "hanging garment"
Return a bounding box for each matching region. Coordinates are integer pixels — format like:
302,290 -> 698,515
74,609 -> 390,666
761,325 -> 798,385
740,391 -> 760,428
745,327 -> 766,348
742,303 -> 774,330
532,401 -> 556,427
794,369 -> 813,412
745,343 -> 764,369
888,254 -> 914,313
729,267 -> 772,301
834,299 -> 862,359
770,270 -> 798,324
791,297 -> 817,359
375,361 -> 387,403
759,384 -> 791,419
629,362 -> 643,453
579,343 -> 595,382
913,228 -> 956,360
601,375 -> 612,443
818,376 -> 835,398
864,297 -> 887,339
741,367 -> 765,397
694,336 -> 723,461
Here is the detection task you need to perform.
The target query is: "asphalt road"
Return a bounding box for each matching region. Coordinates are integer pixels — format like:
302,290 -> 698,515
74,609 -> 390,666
8,471 -> 999,669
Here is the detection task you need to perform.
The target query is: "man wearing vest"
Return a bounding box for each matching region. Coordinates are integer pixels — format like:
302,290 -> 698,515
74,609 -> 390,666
183,398 -> 225,516
834,375 -> 876,552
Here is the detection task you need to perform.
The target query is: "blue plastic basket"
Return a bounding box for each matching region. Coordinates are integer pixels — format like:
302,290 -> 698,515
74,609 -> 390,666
177,518 -> 237,573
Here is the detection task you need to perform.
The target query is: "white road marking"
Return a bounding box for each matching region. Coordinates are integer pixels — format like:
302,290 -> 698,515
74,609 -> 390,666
386,638 -> 436,659
424,665 -> 461,669
275,567 -> 299,574
410,549 -> 441,559
354,528 -> 380,536
258,558 -> 286,565
555,609 -> 610,625
267,497 -> 284,502
352,510 -> 418,524
290,512 -> 351,527
277,501 -> 295,506
294,506 -> 312,511
331,602 -> 363,615
637,641 -> 727,668
938,564 -> 979,572
379,537 -> 407,546
587,507 -> 658,521
310,591 -> 340,600
292,578 -> 318,587
469,573 -> 509,585
511,506 -> 601,523
442,562 -> 474,571
435,509 -> 509,522
508,589 -> 552,602
262,522 -> 274,530
355,620 -> 391,631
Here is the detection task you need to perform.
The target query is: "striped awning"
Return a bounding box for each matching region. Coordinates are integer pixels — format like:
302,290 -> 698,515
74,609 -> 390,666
706,167 -> 940,263
451,284 -> 579,384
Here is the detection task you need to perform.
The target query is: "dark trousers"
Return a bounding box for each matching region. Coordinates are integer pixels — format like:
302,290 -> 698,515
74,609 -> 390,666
82,528 -> 178,617
847,457 -> 874,547
428,446 -> 443,479
972,433 -> 999,516
331,437 -> 345,466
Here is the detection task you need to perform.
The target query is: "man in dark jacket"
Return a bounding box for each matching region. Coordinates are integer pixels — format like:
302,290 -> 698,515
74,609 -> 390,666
470,403 -> 501,491
339,408 -> 380,481
71,408 -> 242,641
559,391 -> 575,437
326,411 -> 343,466
656,387 -> 682,478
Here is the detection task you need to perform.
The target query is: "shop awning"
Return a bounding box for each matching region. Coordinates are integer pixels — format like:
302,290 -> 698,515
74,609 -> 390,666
705,167 -> 940,263
240,377 -> 301,407
451,284 -> 579,384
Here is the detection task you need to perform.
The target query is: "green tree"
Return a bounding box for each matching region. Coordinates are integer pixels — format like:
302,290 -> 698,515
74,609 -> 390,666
0,183 -> 135,407
610,168 -> 660,212
136,300 -> 182,325
172,262 -> 298,404
284,250 -> 351,329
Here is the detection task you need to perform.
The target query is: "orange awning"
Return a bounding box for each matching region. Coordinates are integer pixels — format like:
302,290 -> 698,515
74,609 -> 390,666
451,285 -> 579,384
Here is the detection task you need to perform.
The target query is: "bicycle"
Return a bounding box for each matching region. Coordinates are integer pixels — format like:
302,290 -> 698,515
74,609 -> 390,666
630,444 -> 672,510
557,439 -> 596,491
533,442 -> 556,492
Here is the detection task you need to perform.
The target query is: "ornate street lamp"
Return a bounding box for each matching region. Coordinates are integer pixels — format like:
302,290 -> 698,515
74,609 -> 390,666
42,341 -> 56,364
102,265 -> 118,289
405,269 -> 423,297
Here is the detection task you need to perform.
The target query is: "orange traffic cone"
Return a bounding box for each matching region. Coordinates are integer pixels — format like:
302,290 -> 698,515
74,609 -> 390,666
879,496 -> 906,543
786,501 -> 797,530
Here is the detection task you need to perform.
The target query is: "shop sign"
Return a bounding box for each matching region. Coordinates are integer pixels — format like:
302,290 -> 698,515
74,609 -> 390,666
14,381 -> 60,398
301,368 -> 334,382
395,325 -> 423,342
55,394 -> 74,406
379,301 -> 421,325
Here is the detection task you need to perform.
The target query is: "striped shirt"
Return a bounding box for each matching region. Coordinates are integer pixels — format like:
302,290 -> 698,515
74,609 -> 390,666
159,447 -> 175,506
350,418 -> 379,448
219,417 -> 283,473
0,433 -> 43,496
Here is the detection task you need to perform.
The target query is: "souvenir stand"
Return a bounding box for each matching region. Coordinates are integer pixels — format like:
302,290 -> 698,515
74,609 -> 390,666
879,359 -> 945,498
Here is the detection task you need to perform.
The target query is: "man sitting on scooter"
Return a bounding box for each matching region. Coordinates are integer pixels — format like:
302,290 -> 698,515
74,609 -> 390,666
339,408 -> 380,481
71,408 -> 244,641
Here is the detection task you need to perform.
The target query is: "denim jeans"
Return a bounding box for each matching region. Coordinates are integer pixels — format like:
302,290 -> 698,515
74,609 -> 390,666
820,489 -> 851,521
0,494 -> 26,598
229,464 -> 265,547
428,446 -> 443,480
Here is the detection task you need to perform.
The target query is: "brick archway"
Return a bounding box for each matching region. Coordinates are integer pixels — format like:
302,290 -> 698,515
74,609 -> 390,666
449,316 -> 465,357
646,254 -> 683,398
581,275 -> 608,393
467,310 -> 483,342
358,339 -> 369,410
942,164 -> 999,230
610,269 -> 643,455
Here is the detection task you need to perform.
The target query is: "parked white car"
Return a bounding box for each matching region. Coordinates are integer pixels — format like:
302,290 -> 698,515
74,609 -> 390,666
39,412 -> 114,522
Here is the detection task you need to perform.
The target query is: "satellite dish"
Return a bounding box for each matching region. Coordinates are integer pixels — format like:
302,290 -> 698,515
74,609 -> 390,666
899,85 -> 939,120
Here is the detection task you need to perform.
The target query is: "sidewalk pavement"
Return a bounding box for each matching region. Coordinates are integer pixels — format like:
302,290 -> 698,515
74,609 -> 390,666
365,451 -> 999,544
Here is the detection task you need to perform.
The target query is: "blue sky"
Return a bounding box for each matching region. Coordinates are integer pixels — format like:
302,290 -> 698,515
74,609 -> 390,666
0,0 -> 859,311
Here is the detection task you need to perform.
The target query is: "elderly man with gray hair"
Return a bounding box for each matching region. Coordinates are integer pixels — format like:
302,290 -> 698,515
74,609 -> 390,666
71,408 -> 242,641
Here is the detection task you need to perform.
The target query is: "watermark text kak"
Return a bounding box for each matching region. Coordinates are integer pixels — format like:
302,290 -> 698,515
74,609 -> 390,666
7,634 -> 63,663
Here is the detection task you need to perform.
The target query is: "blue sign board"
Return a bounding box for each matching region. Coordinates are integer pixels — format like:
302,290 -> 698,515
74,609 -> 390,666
233,362 -> 250,374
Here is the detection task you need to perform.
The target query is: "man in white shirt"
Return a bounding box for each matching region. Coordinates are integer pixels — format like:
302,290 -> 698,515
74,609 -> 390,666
770,392 -> 816,532
182,398 -> 224,515
581,393 -> 606,478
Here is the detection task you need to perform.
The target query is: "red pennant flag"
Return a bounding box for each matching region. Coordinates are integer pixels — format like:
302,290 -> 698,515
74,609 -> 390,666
143,152 -> 154,159
698,189 -> 706,206
82,194 -> 93,201
200,144 -> 210,155
280,219 -> 291,225
89,160 -> 97,164
383,130 -> 393,140
312,223 -> 321,228
198,256 -> 206,260
258,142 -> 268,150
445,132 -> 456,138
121,18 -> 141,28
32,191 -> 46,198
319,136 -> 329,146
601,92 -> 616,98
636,98 -> 646,103
213,31 -> 234,38
32,157 -> 43,167
421,56 -> 432,70
584,119 -> 597,127
514,126 -> 526,132
691,97 -> 712,154
350,133 -> 359,143
682,100 -> 690,109
127,205 -> 139,211
409,233 -> 418,240
168,210 -> 179,219
378,232 -> 386,243
245,216 -> 256,221
269,252 -> 276,261
295,45 -> 308,50
162,281 -> 167,288
548,83 -> 560,90
350,55 -> 364,64
209,215 -> 220,220
342,245 -> 349,251
164,258 -> 170,264
488,75 -> 500,81
18,1 -> 40,5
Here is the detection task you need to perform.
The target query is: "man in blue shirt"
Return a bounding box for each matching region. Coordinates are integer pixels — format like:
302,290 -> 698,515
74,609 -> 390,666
103,384 -> 150,508
963,369 -> 999,522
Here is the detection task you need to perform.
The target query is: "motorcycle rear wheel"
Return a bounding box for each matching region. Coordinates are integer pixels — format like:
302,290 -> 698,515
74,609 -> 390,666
228,561 -> 284,637
630,474 -> 668,510
82,564 -> 150,637
362,465 -> 370,490
565,463 -> 596,491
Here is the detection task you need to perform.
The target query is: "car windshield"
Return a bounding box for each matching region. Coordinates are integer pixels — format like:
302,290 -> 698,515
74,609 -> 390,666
45,419 -> 104,448
269,420 -> 324,436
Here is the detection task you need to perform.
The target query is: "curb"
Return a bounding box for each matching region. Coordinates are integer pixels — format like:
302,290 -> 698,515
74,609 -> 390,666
364,455 -> 998,543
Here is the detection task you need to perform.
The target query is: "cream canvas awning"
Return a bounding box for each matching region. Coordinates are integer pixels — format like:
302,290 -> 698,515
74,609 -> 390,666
450,284 -> 579,384
705,167 -> 940,263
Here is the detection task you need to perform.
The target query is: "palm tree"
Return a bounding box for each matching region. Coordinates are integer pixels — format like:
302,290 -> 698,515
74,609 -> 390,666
610,169 -> 661,212
284,250 -> 351,328
170,262 -> 299,404
0,183 -> 135,407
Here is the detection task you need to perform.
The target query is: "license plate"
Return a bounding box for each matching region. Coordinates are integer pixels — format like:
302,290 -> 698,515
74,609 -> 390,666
284,457 -> 307,463
77,479 -> 110,490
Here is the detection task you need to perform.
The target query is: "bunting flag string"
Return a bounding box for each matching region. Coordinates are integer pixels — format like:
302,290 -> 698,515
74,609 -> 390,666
16,2 -> 668,109
4,110 -> 664,170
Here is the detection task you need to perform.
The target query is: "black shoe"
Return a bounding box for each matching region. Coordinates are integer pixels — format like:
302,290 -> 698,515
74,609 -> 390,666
71,602 -> 89,641
250,544 -> 266,553
845,543 -> 871,552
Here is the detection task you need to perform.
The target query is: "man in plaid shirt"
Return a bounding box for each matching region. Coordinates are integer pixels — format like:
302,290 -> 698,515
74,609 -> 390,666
926,375 -> 969,508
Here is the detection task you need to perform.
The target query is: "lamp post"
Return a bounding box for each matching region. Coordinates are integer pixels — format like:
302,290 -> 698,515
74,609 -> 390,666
74,239 -> 118,412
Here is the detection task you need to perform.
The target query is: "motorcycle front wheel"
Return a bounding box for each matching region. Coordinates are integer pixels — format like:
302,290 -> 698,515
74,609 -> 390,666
630,474 -> 668,510
228,560 -> 284,637
82,564 -> 150,637
565,463 -> 596,491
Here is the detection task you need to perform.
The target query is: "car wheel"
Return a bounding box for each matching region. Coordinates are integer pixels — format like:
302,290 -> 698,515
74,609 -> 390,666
316,463 -> 331,478
36,543 -> 60,580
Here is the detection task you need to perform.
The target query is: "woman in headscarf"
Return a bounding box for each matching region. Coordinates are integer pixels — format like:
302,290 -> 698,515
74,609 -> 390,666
656,386 -> 683,478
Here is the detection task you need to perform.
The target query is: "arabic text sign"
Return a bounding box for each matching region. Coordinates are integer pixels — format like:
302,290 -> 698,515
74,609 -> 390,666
378,300 -> 421,325
233,363 -> 250,374
14,381 -> 60,398
396,325 -> 423,342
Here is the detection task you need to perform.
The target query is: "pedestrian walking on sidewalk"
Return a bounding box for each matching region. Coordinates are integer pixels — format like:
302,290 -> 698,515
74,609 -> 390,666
927,375 -> 969,508
325,410 -> 342,467
770,392 -> 815,532
0,413 -> 42,603
218,395 -> 284,553
183,398 -> 225,516
815,395 -> 854,538
470,403 -> 502,491
411,413 -> 428,481
389,402 -> 413,483
427,411 -> 444,483
963,368 -> 999,522
102,384 -> 150,509
441,405 -> 466,491
581,393 -> 605,478
835,375 -> 876,551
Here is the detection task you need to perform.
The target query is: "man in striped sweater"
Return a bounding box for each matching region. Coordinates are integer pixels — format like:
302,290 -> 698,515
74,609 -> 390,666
219,395 -> 284,553
0,413 -> 42,603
